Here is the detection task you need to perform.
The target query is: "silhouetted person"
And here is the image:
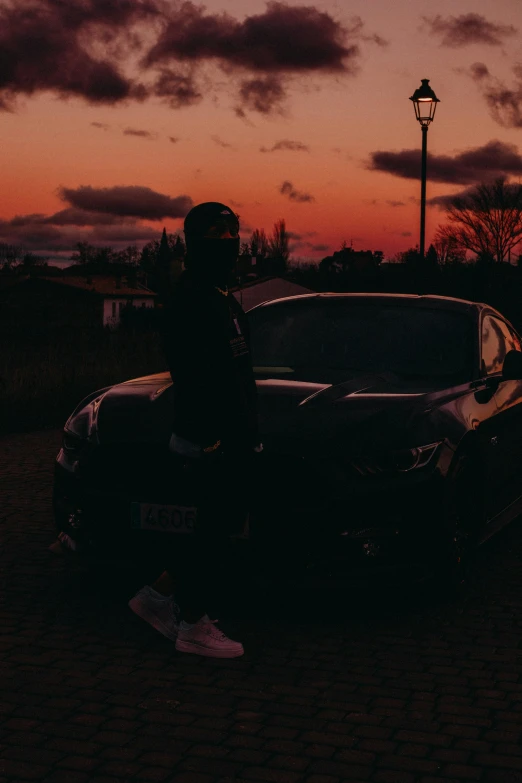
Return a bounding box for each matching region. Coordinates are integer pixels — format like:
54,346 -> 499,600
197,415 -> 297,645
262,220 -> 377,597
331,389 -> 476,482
128,202 -> 262,657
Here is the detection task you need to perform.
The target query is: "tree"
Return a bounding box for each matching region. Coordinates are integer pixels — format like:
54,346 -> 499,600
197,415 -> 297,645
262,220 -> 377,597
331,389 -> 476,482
440,178 -> 522,263
140,232 -> 184,272
94,246 -> 117,266
70,241 -> 97,265
432,226 -> 467,265
140,230 -> 185,295
268,219 -> 290,271
0,243 -> 24,270
425,244 -> 439,268
114,245 -> 140,266
21,252 -> 46,272
157,228 -> 172,268
250,228 -> 269,258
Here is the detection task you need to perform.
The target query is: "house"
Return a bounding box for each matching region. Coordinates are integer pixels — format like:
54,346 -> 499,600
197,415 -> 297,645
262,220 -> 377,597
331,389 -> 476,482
230,276 -> 314,311
39,275 -> 157,328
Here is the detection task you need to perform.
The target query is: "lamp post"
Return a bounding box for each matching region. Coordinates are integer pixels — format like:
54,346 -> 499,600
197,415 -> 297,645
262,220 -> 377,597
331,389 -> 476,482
409,79 -> 440,262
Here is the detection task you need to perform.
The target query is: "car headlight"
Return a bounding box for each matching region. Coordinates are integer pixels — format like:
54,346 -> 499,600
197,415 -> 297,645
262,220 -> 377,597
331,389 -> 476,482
63,387 -> 111,449
351,442 -> 442,476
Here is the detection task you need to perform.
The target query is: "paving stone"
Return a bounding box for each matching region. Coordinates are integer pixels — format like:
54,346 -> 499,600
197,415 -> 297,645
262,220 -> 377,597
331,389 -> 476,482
2,428 -> 522,783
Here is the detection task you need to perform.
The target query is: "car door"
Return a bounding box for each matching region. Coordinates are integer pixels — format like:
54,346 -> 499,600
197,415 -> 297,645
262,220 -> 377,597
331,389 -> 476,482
471,312 -> 508,521
486,314 -> 522,513
478,312 -> 521,518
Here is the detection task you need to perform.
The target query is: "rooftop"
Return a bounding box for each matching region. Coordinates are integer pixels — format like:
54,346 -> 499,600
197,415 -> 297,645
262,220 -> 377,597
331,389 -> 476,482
39,275 -> 156,297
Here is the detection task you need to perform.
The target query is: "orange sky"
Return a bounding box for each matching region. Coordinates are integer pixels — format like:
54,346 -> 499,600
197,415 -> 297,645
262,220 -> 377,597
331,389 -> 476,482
1,0 -> 521,261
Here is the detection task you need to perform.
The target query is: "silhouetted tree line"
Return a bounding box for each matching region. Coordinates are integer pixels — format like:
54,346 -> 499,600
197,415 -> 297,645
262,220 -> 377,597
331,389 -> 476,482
4,177 -> 522,331
0,215 -> 291,287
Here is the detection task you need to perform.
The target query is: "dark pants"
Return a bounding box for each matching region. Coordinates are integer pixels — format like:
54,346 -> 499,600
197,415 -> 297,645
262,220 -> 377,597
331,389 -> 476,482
167,447 -> 262,618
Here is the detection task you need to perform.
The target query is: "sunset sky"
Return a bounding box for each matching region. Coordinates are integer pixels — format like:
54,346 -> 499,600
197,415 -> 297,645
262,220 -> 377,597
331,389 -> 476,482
1,0 -> 521,262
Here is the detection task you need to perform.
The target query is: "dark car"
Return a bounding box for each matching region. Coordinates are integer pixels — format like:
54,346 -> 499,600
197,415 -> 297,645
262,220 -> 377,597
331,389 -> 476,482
53,293 -> 522,591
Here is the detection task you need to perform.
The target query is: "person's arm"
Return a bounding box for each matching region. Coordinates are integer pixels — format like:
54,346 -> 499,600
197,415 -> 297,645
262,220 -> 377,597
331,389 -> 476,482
231,303 -> 262,451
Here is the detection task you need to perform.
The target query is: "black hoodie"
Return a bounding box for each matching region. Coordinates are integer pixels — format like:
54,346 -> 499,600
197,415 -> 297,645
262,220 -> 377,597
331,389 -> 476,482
159,269 -> 260,452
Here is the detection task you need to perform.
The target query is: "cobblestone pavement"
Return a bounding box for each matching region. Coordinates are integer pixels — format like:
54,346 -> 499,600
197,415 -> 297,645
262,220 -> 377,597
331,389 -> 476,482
3,431 -> 522,782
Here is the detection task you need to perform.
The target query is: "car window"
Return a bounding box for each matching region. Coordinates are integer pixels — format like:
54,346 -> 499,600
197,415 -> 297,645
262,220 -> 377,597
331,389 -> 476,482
248,301 -> 474,384
506,324 -> 522,353
482,315 -> 520,375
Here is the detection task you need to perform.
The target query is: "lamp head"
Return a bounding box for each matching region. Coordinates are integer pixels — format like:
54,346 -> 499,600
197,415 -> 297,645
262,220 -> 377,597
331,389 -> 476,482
410,79 -> 440,127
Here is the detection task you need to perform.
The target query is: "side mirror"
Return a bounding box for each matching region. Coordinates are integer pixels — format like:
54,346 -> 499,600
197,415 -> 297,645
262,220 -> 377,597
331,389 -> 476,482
502,349 -> 522,380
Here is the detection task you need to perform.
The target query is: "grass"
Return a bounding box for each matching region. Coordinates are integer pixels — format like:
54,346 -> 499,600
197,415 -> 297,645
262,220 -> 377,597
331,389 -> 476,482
0,326 -> 168,435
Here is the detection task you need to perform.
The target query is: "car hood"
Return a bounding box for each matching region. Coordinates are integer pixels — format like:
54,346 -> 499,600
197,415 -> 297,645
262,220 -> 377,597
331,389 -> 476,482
94,370 -> 459,455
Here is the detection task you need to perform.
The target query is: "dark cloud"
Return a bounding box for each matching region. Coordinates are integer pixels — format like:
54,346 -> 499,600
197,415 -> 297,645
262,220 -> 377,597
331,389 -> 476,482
470,62 -> 490,81
45,0 -> 160,29
211,135 -> 233,148
3,207 -> 137,228
58,185 -> 193,220
91,121 -> 110,130
44,208 -> 137,226
426,181 -> 522,210
152,69 -> 203,108
260,139 -> 309,153
0,0 -> 383,116
123,127 -> 156,138
428,186 -> 477,209
237,76 -> 286,115
401,231 -> 412,237
469,62 -> 522,128
144,2 -> 385,114
286,231 -> 302,240
344,15 -> 388,47
0,221 -> 64,248
309,243 -> 329,251
169,136 -> 179,143
144,2 -> 362,74
0,0 -> 155,110
0,218 -> 161,251
280,181 -> 315,203
368,140 -> 522,185
386,200 -> 406,207
423,13 -> 517,47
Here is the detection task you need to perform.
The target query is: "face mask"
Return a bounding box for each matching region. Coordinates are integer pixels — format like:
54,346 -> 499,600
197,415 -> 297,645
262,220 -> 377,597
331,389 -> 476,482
184,237 -> 240,287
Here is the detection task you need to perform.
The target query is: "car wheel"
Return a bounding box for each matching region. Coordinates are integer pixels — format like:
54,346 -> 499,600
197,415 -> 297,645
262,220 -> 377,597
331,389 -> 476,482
425,452 -> 485,603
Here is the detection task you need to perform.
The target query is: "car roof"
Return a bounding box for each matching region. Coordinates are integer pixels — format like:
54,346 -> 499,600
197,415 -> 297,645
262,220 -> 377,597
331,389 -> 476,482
253,291 -> 487,313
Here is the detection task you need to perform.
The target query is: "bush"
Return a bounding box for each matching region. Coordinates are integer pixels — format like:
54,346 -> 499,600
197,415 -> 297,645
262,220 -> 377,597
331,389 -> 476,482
0,323 -> 168,435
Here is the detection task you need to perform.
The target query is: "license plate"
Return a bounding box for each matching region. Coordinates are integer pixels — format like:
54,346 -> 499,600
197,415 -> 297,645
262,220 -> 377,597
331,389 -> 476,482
131,503 -> 196,533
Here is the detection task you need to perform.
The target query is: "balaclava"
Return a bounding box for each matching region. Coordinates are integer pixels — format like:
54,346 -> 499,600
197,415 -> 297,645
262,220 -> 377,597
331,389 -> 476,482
183,202 -> 240,288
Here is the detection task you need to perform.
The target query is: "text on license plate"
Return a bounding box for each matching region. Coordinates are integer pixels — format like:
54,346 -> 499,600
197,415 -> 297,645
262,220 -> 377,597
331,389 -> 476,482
131,503 -> 196,533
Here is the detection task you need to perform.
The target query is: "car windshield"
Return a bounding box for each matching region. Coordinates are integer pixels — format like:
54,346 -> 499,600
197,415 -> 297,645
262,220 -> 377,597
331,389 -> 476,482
247,300 -> 475,384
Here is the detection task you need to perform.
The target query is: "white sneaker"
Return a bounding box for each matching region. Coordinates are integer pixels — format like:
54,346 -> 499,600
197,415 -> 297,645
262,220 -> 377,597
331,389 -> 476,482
128,586 -> 180,641
175,615 -> 244,658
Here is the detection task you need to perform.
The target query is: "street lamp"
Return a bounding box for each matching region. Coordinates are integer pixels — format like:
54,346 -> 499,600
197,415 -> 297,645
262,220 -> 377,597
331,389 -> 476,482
410,79 -> 440,262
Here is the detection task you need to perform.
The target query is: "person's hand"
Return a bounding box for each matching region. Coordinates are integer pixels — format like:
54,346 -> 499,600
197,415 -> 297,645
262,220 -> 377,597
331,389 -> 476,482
202,439 -> 222,454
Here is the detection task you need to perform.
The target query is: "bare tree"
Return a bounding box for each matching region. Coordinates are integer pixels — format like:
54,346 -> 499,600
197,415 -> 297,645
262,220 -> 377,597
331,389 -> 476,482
249,228 -> 269,257
268,219 -> 290,264
432,225 -> 468,265
440,178 -> 522,263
